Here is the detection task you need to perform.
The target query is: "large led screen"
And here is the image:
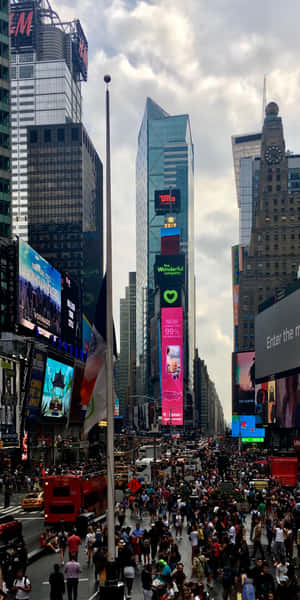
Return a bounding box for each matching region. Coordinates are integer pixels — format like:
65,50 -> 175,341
161,307 -> 183,425
25,349 -> 46,421
255,380 -> 276,424
154,254 -> 185,290
232,415 -> 265,438
232,351 -> 255,414
255,287 -> 300,380
19,239 -> 61,338
275,373 -> 300,428
40,358 -> 73,420
155,189 -> 180,214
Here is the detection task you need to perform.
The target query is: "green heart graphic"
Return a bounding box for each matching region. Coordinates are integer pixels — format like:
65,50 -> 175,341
163,289 -> 178,304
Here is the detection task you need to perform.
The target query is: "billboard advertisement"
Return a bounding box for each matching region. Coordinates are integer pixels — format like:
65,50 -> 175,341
275,373 -> 300,428
25,348 -> 47,421
161,307 -> 183,425
232,415 -> 265,438
82,314 -> 92,353
255,287 -> 300,380
61,274 -> 81,346
255,380 -> 276,424
68,365 -> 84,424
0,358 -> 19,445
40,357 -> 74,421
160,286 -> 182,308
232,351 -> 255,414
19,239 -> 61,338
154,254 -> 185,289
155,189 -> 180,214
73,21 -> 88,82
10,3 -> 36,51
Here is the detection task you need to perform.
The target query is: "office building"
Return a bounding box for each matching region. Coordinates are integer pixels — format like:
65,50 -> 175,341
0,0 -> 10,237
232,133 -> 261,247
10,0 -> 87,240
27,122 -> 103,323
115,272 -> 136,421
233,102 -> 300,352
193,349 -> 224,433
136,98 -> 195,418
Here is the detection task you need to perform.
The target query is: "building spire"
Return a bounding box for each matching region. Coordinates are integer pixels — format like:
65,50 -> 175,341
262,75 -> 267,127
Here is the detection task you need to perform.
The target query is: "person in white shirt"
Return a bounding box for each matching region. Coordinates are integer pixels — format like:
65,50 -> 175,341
275,556 -> 289,585
12,568 -> 31,600
274,522 -> 285,561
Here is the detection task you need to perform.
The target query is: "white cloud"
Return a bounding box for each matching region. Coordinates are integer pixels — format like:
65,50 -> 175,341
50,0 -> 300,421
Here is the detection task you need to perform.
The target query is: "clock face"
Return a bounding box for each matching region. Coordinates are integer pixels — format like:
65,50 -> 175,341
264,144 -> 283,165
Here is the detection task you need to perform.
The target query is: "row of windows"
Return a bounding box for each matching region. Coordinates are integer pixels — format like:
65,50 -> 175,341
29,127 -> 80,144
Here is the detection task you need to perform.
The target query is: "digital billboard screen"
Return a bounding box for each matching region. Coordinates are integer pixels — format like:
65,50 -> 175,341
160,286 -> 182,308
61,274 -> 81,346
155,189 -> 181,214
73,21 -> 88,81
19,239 -> 61,338
25,348 -> 46,421
40,357 -> 74,421
0,358 -> 19,446
161,307 -> 183,426
232,351 -> 255,414
275,373 -> 300,428
255,380 -> 276,424
154,254 -> 185,290
232,415 -> 265,438
255,287 -> 300,380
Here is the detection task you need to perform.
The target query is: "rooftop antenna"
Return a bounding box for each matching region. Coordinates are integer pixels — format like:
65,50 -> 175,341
262,74 -> 267,126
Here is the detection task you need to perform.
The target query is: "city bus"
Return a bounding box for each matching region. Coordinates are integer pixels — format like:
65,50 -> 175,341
43,471 -> 107,524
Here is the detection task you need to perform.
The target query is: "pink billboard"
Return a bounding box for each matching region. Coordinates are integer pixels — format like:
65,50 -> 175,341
161,307 -> 183,425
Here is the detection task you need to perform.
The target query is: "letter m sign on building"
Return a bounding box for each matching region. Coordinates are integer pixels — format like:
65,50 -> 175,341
10,5 -> 35,51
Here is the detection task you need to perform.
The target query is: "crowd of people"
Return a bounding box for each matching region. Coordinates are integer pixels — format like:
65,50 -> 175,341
1,440 -> 300,599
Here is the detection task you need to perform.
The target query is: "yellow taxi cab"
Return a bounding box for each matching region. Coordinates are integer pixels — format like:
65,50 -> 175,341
21,491 -> 44,511
115,466 -> 128,489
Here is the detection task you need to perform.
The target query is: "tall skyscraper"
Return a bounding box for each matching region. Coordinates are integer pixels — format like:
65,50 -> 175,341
27,122 -> 103,323
10,0 -> 87,240
136,98 -> 195,421
0,0 -> 10,237
115,272 -> 136,420
233,102 -> 300,352
232,133 -> 262,247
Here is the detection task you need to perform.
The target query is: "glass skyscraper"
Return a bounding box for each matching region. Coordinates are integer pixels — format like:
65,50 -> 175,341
0,0 -> 10,237
136,98 -> 195,405
10,0 -> 86,240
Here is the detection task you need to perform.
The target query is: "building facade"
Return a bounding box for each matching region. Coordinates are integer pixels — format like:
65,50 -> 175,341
115,272 -> 136,422
136,98 -> 195,419
27,122 -> 103,323
193,349 -> 224,433
0,0 -> 10,237
10,0 -> 87,240
234,102 -> 300,352
232,133 -> 261,247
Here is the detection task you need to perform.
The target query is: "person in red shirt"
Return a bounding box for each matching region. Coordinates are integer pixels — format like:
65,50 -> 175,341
66,531 -> 81,561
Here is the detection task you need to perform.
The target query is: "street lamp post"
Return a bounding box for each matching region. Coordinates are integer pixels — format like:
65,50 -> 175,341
99,75 -> 124,600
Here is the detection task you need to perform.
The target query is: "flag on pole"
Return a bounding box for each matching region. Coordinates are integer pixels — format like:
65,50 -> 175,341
80,275 -> 117,434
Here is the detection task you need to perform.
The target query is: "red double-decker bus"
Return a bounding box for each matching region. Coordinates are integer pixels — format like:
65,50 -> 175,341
43,471 -> 107,524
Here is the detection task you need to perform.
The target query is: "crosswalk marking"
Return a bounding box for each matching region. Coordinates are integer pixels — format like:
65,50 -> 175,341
42,578 -> 89,585
0,505 -> 42,517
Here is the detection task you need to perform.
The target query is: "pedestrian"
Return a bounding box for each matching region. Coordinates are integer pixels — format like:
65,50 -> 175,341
64,555 -> 81,600
12,568 -> 31,600
251,518 -> 264,560
141,563 -> 153,600
84,526 -> 95,566
49,564 -> 65,600
58,529 -> 68,566
66,531 -> 81,561
123,557 -> 136,599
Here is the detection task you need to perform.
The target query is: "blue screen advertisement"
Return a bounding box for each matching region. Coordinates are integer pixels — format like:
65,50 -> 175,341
19,239 -> 61,338
40,357 -> 73,420
232,415 -> 265,438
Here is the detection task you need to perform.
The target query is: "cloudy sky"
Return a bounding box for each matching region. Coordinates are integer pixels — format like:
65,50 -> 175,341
52,0 -> 300,421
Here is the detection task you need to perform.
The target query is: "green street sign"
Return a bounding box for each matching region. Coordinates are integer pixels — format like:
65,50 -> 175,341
163,289 -> 178,304
241,437 -> 264,443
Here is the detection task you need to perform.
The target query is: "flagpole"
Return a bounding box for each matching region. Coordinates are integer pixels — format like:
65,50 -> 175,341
104,74 -> 115,566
